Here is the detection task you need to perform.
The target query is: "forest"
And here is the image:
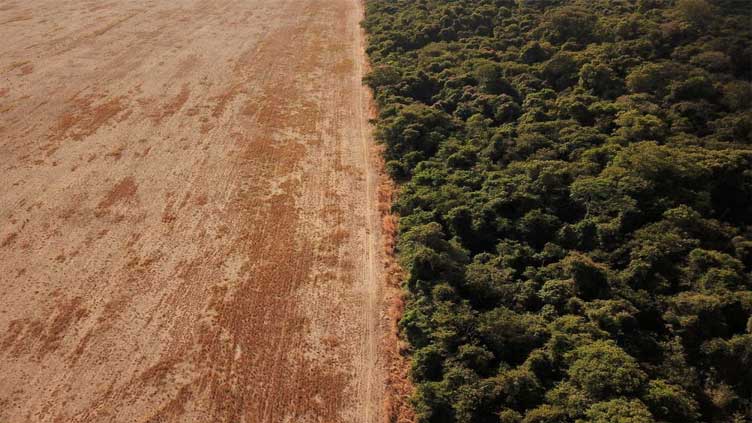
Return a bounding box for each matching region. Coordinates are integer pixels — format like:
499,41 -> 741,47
363,0 -> 752,422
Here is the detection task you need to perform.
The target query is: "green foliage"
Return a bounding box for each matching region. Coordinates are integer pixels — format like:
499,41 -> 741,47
579,62 -> 623,99
540,6 -> 597,45
675,0 -> 717,28
478,308 -> 548,365
364,0 -> 752,421
581,398 -> 654,423
520,404 -> 567,423
644,379 -> 700,422
626,63 -> 674,95
567,341 -> 647,399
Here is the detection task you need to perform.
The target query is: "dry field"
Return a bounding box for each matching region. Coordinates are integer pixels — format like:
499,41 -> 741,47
0,0 -> 389,421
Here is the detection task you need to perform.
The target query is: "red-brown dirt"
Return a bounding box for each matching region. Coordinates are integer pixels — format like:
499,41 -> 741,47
0,0 -> 395,421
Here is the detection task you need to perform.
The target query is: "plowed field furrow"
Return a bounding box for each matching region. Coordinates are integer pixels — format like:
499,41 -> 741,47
0,0 -> 386,422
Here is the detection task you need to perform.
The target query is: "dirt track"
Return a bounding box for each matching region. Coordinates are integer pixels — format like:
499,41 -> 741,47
0,0 -> 387,421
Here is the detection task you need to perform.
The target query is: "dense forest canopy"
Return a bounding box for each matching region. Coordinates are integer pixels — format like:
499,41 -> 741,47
363,0 -> 752,422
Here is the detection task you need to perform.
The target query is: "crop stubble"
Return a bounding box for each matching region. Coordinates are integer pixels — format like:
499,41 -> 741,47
0,0 -> 388,421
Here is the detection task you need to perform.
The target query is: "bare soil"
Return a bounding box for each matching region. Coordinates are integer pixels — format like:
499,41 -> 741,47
0,1 -> 390,421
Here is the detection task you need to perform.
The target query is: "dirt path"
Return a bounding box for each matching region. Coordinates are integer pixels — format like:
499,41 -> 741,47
0,0 -> 387,421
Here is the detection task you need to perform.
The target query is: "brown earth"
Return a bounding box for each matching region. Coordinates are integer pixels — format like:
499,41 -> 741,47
0,0 -> 398,421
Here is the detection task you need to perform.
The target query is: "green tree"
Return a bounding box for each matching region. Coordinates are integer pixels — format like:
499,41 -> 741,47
644,379 -> 700,422
567,341 -> 647,399
581,398 -> 654,423
675,0 -> 717,27
521,405 -> 568,423
478,308 -> 549,365
579,63 -> 623,99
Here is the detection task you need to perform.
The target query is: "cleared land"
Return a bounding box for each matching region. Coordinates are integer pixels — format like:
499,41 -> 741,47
0,0 -> 386,421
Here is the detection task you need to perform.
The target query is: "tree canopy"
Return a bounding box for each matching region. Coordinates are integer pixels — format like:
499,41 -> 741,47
364,0 -> 752,422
